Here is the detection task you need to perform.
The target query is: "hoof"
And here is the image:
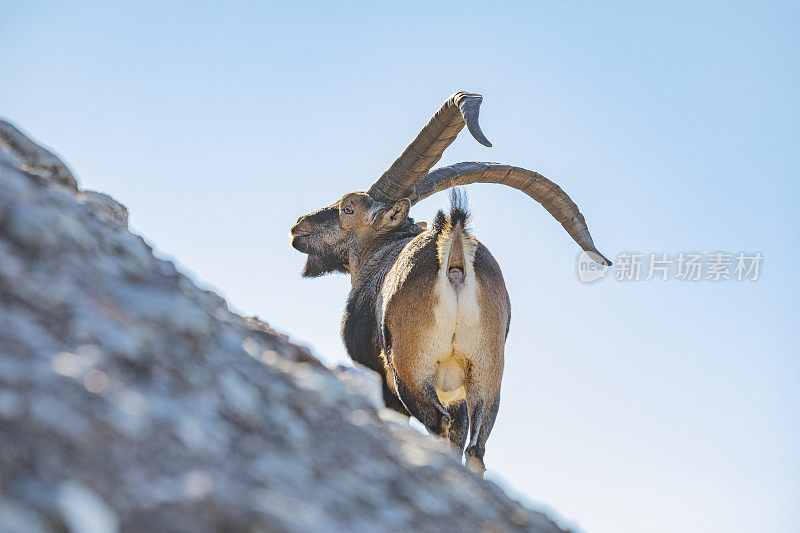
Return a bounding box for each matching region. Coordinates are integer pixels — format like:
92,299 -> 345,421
465,456 -> 486,476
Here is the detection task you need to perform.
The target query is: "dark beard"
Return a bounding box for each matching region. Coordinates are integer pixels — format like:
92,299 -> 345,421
302,253 -> 348,277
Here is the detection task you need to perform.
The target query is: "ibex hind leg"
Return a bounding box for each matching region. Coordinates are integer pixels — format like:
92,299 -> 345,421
381,382 -> 410,416
465,392 -> 500,476
447,400 -> 469,457
394,375 -> 453,439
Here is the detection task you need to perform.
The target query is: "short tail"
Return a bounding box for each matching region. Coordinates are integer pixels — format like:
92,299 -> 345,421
446,189 -> 469,286
448,188 -> 470,229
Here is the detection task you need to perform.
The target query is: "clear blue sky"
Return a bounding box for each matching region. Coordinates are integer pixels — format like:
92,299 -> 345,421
2,2 -> 798,532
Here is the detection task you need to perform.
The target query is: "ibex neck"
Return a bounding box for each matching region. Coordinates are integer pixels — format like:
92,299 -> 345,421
348,223 -> 423,285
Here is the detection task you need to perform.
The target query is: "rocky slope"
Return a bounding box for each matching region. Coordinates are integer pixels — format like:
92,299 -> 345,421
0,120 -> 564,533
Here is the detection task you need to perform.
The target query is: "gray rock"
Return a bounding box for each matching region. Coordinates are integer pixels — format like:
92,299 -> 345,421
0,118 -> 565,533
0,119 -> 78,190
56,481 -> 119,533
76,190 -> 129,227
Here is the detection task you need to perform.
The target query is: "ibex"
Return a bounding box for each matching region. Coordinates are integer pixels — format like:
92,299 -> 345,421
290,92 -> 610,474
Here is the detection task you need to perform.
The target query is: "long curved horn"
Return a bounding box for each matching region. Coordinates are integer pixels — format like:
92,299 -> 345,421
411,162 -> 612,265
367,92 -> 492,204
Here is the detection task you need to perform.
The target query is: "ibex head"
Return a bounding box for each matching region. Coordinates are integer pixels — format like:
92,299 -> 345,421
290,193 -> 411,277
290,92 -> 610,277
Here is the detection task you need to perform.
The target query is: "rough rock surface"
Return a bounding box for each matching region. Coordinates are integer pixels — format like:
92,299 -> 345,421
0,120 -> 564,533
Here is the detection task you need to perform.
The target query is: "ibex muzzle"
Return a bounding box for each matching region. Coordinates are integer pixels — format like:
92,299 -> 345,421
290,92 -> 610,475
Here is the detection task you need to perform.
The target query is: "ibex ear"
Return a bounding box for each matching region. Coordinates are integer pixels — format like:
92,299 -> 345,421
379,199 -> 410,229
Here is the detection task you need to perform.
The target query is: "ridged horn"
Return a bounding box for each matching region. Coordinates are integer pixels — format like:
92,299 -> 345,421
367,92 -> 492,204
411,162 -> 612,265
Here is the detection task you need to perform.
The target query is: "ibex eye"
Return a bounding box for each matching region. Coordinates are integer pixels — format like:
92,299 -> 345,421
342,205 -> 354,215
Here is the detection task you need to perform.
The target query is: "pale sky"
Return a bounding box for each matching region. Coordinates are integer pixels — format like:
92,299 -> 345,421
2,2 -> 798,532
